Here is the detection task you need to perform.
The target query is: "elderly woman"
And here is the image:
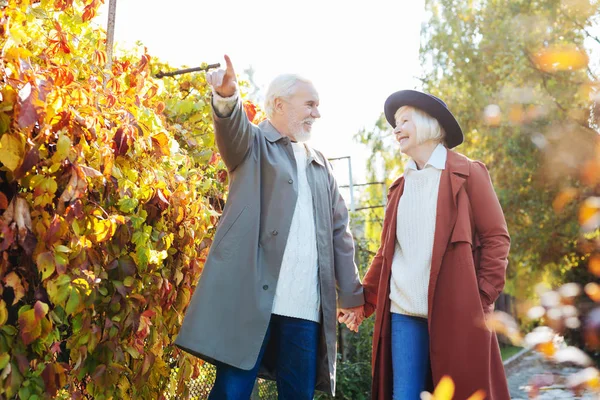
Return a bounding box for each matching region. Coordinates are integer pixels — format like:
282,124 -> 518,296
361,90 -> 511,400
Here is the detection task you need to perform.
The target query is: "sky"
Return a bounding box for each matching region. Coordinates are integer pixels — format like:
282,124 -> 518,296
96,0 -> 426,204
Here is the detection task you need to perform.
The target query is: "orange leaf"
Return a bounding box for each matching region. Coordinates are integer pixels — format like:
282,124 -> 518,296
589,254 -> 600,278
533,45 -> 589,73
553,188 -> 578,213
466,390 -> 486,400
243,101 -> 257,123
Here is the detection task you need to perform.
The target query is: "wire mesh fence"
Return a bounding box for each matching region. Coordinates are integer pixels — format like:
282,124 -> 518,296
164,362 -> 278,399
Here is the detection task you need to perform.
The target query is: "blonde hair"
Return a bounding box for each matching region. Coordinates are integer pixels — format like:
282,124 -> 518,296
395,106 -> 446,145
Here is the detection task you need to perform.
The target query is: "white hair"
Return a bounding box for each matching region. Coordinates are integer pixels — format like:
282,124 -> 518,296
264,74 -> 313,119
395,106 -> 446,145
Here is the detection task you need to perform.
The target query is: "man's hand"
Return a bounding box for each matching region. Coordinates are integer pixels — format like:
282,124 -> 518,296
206,54 -> 237,98
338,305 -> 365,333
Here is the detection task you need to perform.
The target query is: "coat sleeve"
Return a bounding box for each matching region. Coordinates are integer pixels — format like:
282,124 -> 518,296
212,97 -> 257,173
467,161 -> 510,309
325,159 -> 365,309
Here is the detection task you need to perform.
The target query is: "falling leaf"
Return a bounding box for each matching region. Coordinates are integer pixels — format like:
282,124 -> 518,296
589,254 -> 600,277
429,376 -> 455,400
585,283 -> 600,302
466,390 -> 486,400
553,346 -> 593,366
566,367 -> 600,391
553,188 -> 578,213
579,197 -> 600,232
533,45 -> 589,73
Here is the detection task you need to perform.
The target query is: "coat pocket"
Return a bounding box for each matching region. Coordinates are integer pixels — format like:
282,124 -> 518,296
211,205 -> 249,252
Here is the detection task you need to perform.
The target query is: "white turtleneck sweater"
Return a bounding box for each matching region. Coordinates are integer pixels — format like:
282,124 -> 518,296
272,142 -> 321,322
389,144 -> 447,318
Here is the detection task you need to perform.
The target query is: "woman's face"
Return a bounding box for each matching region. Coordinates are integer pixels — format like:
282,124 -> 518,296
393,109 -> 418,155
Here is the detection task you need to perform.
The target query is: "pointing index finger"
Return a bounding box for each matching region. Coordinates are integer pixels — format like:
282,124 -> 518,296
224,54 -> 235,76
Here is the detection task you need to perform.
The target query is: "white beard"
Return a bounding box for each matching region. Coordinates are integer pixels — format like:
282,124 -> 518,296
289,118 -> 314,142
294,130 -> 312,142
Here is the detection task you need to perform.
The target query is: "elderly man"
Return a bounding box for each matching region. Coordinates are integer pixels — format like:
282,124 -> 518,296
175,55 -> 365,399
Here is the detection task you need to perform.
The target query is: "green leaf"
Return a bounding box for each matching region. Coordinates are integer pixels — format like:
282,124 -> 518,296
36,251 -> 55,281
118,197 -> 139,213
51,134 -> 71,163
65,289 -> 82,316
0,353 -> 9,370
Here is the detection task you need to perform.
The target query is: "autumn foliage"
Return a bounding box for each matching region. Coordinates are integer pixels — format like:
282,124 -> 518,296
0,0 -> 242,398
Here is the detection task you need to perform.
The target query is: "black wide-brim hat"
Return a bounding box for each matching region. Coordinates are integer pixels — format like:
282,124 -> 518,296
384,90 -> 464,149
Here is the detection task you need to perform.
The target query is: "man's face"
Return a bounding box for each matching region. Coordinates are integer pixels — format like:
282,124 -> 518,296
394,108 -> 418,155
281,82 -> 321,142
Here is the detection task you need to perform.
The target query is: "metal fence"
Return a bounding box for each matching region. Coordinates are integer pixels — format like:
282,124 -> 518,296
165,362 -> 278,399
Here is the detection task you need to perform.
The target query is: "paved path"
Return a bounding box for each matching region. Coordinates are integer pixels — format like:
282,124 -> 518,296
505,350 -> 597,399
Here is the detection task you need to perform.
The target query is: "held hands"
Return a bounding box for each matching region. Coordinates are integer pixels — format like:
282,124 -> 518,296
205,54 -> 237,98
338,305 -> 365,333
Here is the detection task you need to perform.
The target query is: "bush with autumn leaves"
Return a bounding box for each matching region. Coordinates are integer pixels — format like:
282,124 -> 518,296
0,1 -> 264,398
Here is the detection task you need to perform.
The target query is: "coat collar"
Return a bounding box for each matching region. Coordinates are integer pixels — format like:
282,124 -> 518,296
388,149 -> 469,193
259,119 -> 325,167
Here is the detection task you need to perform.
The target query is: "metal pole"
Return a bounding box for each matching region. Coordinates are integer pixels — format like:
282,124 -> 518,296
347,157 -> 355,212
106,0 -> 117,71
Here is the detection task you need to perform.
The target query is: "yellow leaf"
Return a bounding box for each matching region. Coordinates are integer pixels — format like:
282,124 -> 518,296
0,299 -> 8,326
533,45 -> 589,73
0,133 -> 23,171
432,376 -> 455,400
92,218 -> 116,243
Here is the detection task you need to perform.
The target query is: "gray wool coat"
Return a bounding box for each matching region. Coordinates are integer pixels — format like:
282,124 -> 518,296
174,98 -> 364,395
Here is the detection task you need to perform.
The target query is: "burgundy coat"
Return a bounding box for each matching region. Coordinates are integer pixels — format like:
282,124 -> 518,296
363,151 -> 511,400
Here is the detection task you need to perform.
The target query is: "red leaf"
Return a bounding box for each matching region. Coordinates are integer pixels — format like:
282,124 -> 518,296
0,192 -> 8,210
42,363 -> 58,396
243,101 -> 257,123
45,215 -> 63,245
14,145 -> 40,179
82,5 -> 96,22
0,220 -> 15,252
112,127 -> 130,156
17,83 -> 39,129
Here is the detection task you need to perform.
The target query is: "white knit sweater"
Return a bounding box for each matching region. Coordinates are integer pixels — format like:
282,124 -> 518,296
389,144 -> 447,318
272,143 -> 321,322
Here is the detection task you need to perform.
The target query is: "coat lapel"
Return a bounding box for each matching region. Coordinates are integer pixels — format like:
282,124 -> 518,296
383,177 -> 405,263
427,151 -> 468,319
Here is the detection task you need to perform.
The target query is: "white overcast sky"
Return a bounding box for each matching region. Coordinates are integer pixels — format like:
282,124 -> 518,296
97,0 -> 425,192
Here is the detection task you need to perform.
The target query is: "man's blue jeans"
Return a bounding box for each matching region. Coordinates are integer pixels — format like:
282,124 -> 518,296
391,313 -> 431,400
208,314 -> 319,400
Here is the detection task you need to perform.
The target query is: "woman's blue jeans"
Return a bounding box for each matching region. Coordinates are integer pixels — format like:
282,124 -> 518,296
208,314 -> 319,400
391,313 -> 431,400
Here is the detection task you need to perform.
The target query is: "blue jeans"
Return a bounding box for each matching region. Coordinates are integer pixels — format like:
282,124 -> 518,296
208,314 -> 319,400
391,313 -> 431,400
